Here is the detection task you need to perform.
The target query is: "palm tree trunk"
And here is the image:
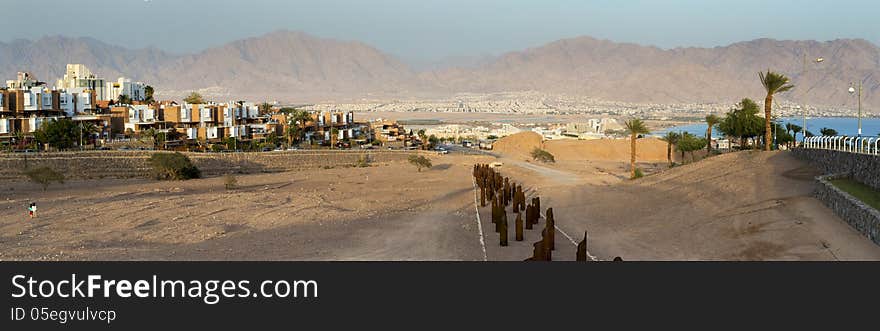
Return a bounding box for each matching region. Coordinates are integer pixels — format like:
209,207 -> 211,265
630,133 -> 636,178
666,143 -> 672,165
706,127 -> 712,154
764,95 -> 773,151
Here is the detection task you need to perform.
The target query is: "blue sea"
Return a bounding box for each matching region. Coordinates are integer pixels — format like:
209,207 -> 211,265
653,117 -> 880,138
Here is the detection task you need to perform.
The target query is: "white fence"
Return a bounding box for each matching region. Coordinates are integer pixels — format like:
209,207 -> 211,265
803,136 -> 880,155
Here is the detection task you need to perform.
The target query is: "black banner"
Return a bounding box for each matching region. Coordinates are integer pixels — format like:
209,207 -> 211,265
1,262 -> 877,329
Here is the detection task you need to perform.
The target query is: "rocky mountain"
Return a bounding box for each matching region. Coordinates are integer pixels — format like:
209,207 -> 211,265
426,36 -> 880,108
1,31 -> 878,108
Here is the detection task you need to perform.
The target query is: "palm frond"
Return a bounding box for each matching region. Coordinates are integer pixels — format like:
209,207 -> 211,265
759,70 -> 795,95
624,119 -> 650,135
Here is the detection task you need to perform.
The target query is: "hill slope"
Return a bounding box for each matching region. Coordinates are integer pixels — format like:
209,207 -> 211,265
2,33 -> 878,107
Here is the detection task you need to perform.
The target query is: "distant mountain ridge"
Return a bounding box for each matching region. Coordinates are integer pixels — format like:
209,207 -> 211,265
1,31 -> 877,108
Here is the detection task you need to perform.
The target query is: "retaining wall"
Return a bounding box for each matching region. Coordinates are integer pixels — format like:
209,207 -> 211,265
814,174 -> 880,246
0,150 -> 430,180
791,148 -> 880,190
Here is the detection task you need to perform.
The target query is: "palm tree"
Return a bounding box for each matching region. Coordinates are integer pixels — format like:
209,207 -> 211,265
759,70 -> 795,151
659,131 -> 680,166
143,127 -> 158,148
785,123 -> 803,147
284,109 -> 312,147
624,119 -> 650,179
705,114 -> 720,153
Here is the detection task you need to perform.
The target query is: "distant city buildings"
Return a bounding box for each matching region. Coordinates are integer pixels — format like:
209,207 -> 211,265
1,64 -> 382,150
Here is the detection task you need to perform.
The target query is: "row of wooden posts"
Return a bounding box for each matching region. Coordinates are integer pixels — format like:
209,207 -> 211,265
473,163 -> 597,261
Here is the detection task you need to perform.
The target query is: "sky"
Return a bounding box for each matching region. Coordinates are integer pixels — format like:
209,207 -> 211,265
2,0 -> 878,63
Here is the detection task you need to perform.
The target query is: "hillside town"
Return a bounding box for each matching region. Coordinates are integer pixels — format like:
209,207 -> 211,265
0,64 -> 416,151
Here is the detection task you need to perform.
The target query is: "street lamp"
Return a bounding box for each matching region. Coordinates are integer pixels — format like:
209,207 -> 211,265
849,82 -> 862,137
800,54 -> 824,143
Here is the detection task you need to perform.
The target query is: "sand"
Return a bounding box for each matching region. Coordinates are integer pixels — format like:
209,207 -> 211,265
512,151 -> 880,260
491,131 -> 544,160
492,131 -> 672,163
0,155 -> 492,261
2,144 -> 878,261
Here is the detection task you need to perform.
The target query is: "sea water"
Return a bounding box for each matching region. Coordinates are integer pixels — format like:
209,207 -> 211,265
653,117 -> 880,138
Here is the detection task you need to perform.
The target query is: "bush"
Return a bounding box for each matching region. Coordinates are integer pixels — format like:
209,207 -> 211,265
408,155 -> 432,172
149,152 -> 201,180
355,154 -> 372,167
530,148 -> 555,163
632,167 -> 644,179
23,167 -> 65,191
223,174 -> 237,190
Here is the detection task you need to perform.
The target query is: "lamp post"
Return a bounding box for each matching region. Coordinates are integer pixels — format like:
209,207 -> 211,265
849,81 -> 862,137
800,54 -> 824,143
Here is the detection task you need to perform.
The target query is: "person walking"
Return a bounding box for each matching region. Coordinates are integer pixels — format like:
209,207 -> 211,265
28,202 -> 37,219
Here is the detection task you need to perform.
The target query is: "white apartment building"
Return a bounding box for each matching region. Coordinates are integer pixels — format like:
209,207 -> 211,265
56,64 -> 107,100
106,77 -> 146,101
0,118 -> 10,134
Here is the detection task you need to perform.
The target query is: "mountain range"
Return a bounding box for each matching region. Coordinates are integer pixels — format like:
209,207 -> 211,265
1,30 -> 877,109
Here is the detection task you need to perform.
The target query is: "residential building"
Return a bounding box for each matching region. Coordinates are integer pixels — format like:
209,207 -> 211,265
106,77 -> 146,101
56,64 -> 107,100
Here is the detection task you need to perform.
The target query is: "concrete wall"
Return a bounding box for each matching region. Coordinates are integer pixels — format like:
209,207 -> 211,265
814,174 -> 880,246
0,150 -> 431,180
792,149 -> 880,190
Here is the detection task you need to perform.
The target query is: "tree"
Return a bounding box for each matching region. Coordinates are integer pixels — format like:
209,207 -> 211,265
285,109 -> 312,147
759,70 -> 795,151
624,119 -> 650,179
428,135 -> 439,149
530,148 -> 555,163
143,128 -> 158,148
676,132 -> 707,163
785,123 -> 803,147
116,94 -> 132,105
23,167 -> 64,191
820,127 -> 838,136
717,98 -> 764,149
705,114 -> 720,153
771,122 -> 795,147
259,102 -> 272,114
408,155 -> 432,172
149,152 -> 200,180
184,92 -> 205,104
166,129 -> 186,141
264,132 -> 279,147
144,85 -> 155,104
659,131 -> 680,166
33,118 -> 88,150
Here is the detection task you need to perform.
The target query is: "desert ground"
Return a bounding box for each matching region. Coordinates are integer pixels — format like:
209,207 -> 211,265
2,132 -> 879,261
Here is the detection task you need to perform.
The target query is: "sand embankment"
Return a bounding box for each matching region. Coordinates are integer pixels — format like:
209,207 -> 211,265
492,131 -> 670,163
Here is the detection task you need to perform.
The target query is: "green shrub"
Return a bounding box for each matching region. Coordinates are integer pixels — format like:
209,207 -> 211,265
408,155 -> 432,172
355,154 -> 372,167
223,174 -> 237,190
23,167 -> 65,191
530,148 -> 555,163
632,167 -> 644,179
149,152 -> 201,180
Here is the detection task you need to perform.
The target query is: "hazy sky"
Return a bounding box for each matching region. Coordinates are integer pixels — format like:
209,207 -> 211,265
2,0 -> 878,62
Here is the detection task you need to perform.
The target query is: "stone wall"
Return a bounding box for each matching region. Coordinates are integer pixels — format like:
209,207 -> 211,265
0,150 -> 431,180
814,173 -> 880,246
791,149 -> 880,190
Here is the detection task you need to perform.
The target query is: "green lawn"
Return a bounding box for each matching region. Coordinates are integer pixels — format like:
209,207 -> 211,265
829,178 -> 880,210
